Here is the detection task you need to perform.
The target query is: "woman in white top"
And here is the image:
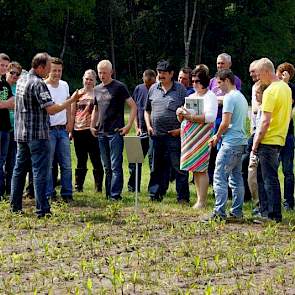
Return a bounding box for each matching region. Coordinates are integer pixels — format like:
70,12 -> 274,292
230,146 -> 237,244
177,66 -> 218,209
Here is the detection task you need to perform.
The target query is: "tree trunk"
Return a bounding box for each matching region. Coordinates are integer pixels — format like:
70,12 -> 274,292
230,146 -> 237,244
194,2 -> 208,65
197,20 -> 208,64
110,6 -> 116,78
60,7 -> 70,59
184,0 -> 189,66
184,0 -> 197,67
129,0 -> 138,79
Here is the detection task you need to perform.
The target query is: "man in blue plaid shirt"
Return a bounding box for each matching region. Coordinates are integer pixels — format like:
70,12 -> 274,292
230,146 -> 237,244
11,52 -> 83,217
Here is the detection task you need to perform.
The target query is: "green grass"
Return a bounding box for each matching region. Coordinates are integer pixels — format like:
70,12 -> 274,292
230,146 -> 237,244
0,120 -> 294,293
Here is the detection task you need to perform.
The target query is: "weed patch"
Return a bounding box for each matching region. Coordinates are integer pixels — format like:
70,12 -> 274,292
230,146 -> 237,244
0,161 -> 294,293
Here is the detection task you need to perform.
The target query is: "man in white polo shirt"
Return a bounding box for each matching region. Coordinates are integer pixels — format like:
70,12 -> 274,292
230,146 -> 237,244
45,57 -> 73,202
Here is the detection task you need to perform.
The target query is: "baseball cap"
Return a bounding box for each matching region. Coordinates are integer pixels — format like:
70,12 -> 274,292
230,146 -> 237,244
156,60 -> 173,72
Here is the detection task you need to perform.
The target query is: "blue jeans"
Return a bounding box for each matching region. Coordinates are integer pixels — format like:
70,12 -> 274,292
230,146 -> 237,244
279,134 -> 294,209
98,133 -> 123,198
47,127 -> 72,198
148,135 -> 189,201
4,131 -> 17,195
11,140 -> 51,216
257,144 -> 282,221
0,130 -> 10,197
213,144 -> 246,218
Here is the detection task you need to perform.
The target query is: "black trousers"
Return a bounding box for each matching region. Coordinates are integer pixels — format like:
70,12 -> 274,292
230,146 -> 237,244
73,129 -> 104,179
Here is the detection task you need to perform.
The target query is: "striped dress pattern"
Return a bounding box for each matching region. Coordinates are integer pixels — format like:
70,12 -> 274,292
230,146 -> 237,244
180,120 -> 214,172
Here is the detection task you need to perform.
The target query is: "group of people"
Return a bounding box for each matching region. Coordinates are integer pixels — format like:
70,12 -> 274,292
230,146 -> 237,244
0,53 -> 137,217
0,51 -> 293,222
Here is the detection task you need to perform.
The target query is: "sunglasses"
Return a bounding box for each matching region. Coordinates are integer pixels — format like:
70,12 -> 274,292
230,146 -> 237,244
192,79 -> 201,84
10,71 -> 21,77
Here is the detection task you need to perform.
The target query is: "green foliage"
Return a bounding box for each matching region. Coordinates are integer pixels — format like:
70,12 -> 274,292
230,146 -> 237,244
1,0 -> 295,93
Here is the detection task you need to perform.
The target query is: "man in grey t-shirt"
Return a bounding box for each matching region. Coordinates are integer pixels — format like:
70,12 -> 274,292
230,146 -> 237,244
144,60 -> 189,203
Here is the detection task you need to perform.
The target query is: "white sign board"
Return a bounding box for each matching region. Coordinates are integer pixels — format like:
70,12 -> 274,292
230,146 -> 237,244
124,136 -> 144,164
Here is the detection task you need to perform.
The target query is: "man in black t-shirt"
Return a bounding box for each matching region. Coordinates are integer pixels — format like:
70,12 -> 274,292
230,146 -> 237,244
0,53 -> 14,199
91,60 -> 137,200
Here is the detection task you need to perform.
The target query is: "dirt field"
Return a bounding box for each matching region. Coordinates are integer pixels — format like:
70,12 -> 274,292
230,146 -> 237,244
0,191 -> 294,294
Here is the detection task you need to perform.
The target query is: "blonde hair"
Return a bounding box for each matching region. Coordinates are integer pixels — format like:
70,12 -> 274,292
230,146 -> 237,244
83,69 -> 97,83
8,61 -> 22,72
97,60 -> 112,71
256,58 -> 275,74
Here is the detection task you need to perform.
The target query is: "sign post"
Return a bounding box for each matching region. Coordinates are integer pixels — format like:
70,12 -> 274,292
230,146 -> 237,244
124,136 -> 145,208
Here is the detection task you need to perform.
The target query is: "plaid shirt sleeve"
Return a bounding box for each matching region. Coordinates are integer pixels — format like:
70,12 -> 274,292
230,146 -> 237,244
34,81 -> 54,109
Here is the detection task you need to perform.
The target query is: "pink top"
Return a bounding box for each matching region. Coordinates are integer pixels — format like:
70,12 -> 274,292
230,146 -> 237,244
74,93 -> 94,130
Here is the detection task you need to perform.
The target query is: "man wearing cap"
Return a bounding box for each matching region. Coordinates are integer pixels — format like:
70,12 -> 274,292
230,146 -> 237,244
144,60 -> 190,203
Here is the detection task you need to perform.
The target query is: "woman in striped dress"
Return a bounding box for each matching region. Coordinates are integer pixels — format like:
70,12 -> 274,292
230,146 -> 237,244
176,67 -> 218,209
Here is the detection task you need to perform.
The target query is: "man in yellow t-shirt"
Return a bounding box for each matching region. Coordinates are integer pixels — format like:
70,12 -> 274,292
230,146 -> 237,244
252,58 -> 292,222
260,81 -> 291,145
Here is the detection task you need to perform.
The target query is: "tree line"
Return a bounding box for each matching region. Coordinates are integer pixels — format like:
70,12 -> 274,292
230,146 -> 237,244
1,0 -> 295,97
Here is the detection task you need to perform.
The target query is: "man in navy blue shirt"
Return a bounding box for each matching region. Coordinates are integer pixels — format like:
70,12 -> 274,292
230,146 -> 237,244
128,69 -> 156,192
144,60 -> 190,203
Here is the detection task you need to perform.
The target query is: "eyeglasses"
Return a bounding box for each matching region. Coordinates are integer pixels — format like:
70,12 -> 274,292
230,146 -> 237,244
192,79 -> 201,84
10,71 -> 21,77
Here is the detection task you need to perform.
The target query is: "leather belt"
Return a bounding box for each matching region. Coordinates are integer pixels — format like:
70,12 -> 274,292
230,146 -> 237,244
49,124 -> 66,130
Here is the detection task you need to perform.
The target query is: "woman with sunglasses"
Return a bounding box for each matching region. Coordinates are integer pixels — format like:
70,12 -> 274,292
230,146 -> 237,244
5,62 -> 23,195
176,66 -> 218,209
